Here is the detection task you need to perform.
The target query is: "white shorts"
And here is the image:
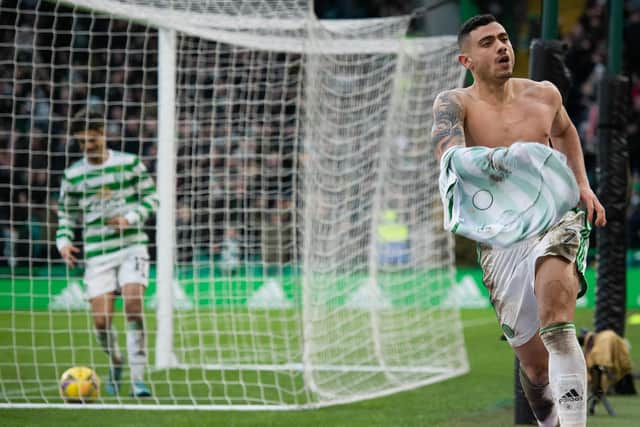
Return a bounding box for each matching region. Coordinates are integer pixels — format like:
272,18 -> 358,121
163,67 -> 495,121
83,246 -> 150,300
478,210 -> 590,347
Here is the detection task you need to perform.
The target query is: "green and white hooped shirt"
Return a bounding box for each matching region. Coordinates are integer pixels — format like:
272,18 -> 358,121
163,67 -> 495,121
56,150 -> 159,264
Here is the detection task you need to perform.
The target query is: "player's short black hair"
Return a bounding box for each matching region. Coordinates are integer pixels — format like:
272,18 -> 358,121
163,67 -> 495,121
457,14 -> 497,50
70,108 -> 105,135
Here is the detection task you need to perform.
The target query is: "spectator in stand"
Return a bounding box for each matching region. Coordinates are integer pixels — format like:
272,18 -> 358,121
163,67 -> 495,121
3,0 -> 638,269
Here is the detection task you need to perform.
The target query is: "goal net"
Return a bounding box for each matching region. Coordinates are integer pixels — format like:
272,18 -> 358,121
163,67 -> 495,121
0,0 -> 467,409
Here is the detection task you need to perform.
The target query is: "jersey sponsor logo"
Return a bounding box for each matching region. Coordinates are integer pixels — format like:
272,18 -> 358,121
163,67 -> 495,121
96,186 -> 113,200
83,189 -> 125,213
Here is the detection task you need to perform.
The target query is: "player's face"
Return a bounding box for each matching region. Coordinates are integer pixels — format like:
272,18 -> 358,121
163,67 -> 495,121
74,129 -> 107,162
463,22 -> 514,82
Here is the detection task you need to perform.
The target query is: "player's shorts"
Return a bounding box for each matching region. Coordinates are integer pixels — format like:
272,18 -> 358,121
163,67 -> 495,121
477,209 -> 590,348
83,245 -> 150,300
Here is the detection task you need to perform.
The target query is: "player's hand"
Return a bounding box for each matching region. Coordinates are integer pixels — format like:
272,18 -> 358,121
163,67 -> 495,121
60,245 -> 80,268
107,216 -> 130,230
579,185 -> 606,227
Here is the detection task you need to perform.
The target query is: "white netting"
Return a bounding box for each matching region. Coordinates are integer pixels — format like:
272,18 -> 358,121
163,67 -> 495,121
302,19 -> 466,402
0,0 -> 467,409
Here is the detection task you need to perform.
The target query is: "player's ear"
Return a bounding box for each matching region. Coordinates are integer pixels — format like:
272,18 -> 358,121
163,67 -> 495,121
458,54 -> 472,71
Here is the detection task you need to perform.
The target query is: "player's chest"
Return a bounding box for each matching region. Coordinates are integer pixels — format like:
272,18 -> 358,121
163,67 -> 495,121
464,101 -> 555,147
72,171 -> 135,207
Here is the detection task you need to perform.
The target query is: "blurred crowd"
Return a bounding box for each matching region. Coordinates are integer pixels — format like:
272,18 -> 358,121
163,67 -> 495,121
560,0 -> 640,250
1,0 -> 639,271
0,0 -> 298,268
0,1 -> 161,267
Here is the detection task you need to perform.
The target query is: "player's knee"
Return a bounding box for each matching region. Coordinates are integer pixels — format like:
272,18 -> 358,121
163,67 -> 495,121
124,300 -> 143,317
122,283 -> 144,314
93,316 -> 109,331
538,279 -> 577,326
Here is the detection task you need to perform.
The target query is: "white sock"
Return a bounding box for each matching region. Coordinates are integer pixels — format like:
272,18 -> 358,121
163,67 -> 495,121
519,366 -> 559,427
96,327 -> 122,365
126,320 -> 146,383
540,323 -> 587,427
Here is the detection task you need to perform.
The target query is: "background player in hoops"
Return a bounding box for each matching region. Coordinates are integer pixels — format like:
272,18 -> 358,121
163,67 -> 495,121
57,109 -> 159,398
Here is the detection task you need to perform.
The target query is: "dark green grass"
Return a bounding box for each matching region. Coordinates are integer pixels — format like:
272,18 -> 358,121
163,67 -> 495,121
2,308 -> 639,426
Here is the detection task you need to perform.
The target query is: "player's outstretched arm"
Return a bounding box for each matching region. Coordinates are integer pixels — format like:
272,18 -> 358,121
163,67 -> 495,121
56,174 -> 80,267
116,157 -> 159,227
431,90 -> 466,163
548,82 -> 606,226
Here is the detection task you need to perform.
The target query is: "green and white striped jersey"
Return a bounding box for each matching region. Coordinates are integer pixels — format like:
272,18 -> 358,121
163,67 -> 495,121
439,142 -> 579,248
56,150 -> 159,264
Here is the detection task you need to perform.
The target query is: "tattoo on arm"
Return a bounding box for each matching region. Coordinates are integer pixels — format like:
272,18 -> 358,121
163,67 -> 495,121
431,91 -> 466,158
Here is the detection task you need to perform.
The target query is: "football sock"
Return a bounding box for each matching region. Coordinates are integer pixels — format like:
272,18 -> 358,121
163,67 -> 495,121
540,322 -> 586,427
519,365 -> 559,427
96,327 -> 122,365
127,319 -> 147,383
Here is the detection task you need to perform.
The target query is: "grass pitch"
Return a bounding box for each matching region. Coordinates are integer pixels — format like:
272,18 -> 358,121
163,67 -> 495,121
2,308 -> 639,426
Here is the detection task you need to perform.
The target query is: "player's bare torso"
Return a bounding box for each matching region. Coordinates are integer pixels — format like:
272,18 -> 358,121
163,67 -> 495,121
455,78 -> 559,148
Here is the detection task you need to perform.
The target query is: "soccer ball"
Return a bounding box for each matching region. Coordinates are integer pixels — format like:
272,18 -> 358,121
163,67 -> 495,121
59,366 -> 101,403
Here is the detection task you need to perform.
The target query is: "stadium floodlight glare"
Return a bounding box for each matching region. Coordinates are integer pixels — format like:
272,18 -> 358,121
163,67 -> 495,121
0,0 -> 467,409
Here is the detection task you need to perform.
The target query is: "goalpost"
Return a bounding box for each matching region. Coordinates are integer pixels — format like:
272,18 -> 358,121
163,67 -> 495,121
0,0 -> 468,409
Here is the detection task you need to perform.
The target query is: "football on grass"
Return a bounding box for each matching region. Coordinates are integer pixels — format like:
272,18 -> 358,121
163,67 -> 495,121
59,366 -> 100,403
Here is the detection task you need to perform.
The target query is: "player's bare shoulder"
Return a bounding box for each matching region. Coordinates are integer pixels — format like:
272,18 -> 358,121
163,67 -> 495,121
518,78 -> 562,107
432,89 -> 467,159
433,88 -> 470,125
434,88 -> 467,108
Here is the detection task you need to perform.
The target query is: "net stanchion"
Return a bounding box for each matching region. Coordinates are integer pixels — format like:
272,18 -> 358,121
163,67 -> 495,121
594,75 -> 630,337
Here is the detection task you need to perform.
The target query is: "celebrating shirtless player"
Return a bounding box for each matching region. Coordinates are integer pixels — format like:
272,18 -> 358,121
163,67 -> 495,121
432,14 -> 606,427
